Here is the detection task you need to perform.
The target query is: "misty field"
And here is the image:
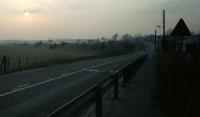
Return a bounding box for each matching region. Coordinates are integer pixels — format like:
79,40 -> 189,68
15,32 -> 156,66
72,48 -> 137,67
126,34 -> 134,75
0,44 -> 97,72
0,37 -> 146,74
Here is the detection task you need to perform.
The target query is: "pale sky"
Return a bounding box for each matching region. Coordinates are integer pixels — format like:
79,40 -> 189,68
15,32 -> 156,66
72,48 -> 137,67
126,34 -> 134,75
0,0 -> 199,40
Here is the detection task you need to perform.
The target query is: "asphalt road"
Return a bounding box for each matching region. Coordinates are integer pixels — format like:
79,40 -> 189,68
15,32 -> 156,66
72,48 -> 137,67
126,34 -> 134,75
0,50 -> 147,117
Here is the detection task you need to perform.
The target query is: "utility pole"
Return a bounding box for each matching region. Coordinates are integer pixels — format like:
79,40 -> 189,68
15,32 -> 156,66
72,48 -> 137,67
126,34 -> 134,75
162,10 -> 166,51
155,29 -> 157,55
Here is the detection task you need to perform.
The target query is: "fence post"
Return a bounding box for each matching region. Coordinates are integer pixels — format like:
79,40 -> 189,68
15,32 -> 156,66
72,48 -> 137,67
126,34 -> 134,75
26,56 -> 29,67
0,56 -> 7,72
96,86 -> 103,117
18,58 -> 21,70
7,58 -> 10,71
3,56 -> 7,72
131,63 -> 137,77
0,57 -> 2,71
113,76 -> 119,99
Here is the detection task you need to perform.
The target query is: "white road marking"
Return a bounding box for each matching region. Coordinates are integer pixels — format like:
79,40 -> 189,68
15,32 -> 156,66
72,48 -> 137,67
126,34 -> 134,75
17,84 -> 30,88
110,70 -> 118,74
88,69 -> 100,72
90,56 -> 134,69
0,53 -> 143,97
90,62 -> 112,69
84,68 -> 118,74
0,69 -> 84,97
12,84 -> 30,91
60,73 -> 67,76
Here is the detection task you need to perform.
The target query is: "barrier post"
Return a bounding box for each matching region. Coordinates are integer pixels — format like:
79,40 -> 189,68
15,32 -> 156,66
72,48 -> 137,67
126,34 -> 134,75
123,70 -> 127,87
114,76 -> 119,99
96,86 -> 103,117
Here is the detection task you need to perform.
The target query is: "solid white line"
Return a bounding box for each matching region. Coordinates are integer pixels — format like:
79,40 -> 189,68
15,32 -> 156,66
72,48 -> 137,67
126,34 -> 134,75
0,69 -> 84,97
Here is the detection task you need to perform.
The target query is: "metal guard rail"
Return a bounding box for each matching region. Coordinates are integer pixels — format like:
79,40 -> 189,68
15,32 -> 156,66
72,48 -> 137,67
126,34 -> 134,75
47,53 -> 148,117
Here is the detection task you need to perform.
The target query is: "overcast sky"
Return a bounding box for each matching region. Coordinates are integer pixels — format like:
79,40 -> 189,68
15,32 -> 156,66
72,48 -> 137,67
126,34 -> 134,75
0,0 -> 199,40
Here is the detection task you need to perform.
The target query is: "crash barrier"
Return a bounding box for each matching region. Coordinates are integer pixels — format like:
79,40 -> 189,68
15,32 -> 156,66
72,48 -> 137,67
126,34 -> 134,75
47,53 -> 148,117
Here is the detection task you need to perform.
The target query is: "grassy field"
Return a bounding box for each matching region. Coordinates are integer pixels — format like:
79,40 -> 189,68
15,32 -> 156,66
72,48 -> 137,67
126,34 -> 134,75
0,39 -> 146,73
0,44 -> 98,72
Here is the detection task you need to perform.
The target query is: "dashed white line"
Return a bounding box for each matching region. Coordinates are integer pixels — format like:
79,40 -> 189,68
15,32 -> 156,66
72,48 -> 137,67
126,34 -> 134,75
17,84 -> 30,88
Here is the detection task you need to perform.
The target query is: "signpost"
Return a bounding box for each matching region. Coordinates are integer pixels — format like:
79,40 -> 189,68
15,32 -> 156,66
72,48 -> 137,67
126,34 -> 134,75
171,18 -> 191,51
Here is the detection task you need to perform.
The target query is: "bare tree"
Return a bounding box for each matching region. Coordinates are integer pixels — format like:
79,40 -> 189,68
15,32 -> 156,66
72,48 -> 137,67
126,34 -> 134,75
112,33 -> 119,41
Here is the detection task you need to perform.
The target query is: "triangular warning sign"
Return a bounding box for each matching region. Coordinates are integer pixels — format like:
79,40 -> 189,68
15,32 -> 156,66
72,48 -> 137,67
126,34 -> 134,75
171,18 -> 191,37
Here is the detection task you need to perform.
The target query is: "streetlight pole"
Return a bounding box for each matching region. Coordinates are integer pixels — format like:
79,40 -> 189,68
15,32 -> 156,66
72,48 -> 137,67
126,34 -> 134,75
155,29 -> 157,55
155,26 -> 161,56
162,10 -> 166,52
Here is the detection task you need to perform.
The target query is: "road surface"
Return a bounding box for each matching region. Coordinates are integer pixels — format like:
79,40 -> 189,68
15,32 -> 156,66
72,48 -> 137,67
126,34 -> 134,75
0,50 -> 146,117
